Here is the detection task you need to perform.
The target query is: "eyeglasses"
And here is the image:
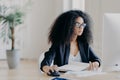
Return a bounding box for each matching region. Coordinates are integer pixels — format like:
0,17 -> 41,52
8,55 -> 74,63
74,22 -> 86,28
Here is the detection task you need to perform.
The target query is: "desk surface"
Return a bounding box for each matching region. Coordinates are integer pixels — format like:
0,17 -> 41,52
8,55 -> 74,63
0,60 -> 120,80
40,70 -> 120,80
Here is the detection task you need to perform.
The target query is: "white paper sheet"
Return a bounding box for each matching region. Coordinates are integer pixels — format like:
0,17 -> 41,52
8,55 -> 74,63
58,62 -> 105,77
66,71 -> 106,77
58,62 -> 89,72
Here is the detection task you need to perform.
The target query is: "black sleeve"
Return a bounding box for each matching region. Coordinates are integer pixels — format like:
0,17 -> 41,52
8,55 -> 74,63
88,46 -> 101,67
40,43 -> 57,71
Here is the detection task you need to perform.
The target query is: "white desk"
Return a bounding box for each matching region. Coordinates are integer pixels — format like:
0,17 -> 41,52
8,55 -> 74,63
40,62 -> 120,80
40,71 -> 120,80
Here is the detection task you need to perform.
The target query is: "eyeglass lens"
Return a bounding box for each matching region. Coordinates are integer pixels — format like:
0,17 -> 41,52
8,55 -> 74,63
75,22 -> 86,28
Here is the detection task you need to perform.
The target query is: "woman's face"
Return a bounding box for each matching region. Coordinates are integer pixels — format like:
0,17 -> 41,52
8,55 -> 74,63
73,17 -> 86,36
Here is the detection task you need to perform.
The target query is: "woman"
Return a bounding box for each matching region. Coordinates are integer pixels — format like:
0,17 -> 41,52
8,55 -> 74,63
40,10 -> 101,74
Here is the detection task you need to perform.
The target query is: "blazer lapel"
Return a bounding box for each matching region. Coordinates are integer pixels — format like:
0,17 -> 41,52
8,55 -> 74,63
64,43 -> 70,64
78,40 -> 88,63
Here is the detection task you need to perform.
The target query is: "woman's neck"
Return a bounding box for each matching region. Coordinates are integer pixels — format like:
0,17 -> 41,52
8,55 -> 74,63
70,34 -> 79,57
70,34 -> 77,43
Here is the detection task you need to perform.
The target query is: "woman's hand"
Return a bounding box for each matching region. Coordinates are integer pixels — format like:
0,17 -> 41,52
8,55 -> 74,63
87,61 -> 99,71
42,65 -> 58,74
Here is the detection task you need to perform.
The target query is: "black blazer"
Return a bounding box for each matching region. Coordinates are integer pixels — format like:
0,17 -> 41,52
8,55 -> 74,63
40,40 -> 101,71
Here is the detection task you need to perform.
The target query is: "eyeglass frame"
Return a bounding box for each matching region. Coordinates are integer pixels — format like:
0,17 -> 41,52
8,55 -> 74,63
74,22 -> 86,28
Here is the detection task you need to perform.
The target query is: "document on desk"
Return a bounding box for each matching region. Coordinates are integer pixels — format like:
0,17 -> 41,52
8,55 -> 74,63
58,62 -> 106,77
58,62 -> 89,72
66,71 -> 106,77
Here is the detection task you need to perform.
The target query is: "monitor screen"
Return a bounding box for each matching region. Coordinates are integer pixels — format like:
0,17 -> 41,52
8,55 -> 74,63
102,13 -> 120,71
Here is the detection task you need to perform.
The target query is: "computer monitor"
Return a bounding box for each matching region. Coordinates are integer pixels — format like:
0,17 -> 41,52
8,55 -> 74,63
102,13 -> 120,71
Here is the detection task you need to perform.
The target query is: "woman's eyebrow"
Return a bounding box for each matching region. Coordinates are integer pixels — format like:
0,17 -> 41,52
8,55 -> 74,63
75,22 -> 84,24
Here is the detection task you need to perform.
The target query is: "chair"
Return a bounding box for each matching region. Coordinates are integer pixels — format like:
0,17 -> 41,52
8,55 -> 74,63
38,53 -> 44,69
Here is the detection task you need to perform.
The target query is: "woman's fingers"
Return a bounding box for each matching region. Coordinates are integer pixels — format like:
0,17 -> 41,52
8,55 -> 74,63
43,65 -> 58,74
52,65 -> 58,71
87,61 -> 92,70
43,66 -> 51,74
93,62 -> 99,70
87,61 -> 99,71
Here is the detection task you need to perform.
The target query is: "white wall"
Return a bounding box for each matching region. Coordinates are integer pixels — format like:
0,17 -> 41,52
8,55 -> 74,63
85,0 -> 102,57
85,0 -> 120,57
21,0 -> 57,59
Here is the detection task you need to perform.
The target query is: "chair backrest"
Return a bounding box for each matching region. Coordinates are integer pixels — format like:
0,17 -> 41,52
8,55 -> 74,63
38,52 -> 45,73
